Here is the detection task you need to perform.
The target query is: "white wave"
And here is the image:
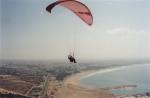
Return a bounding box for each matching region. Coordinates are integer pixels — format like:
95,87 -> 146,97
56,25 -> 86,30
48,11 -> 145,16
81,66 -> 128,80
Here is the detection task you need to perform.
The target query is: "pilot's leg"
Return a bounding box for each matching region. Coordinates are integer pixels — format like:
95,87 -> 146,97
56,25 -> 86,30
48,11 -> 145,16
74,59 -> 77,63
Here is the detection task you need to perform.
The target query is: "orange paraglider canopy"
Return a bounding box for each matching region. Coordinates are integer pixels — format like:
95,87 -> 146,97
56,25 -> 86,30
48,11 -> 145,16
46,0 -> 93,26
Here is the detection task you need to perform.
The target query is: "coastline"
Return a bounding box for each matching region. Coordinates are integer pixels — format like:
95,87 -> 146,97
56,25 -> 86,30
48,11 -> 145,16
63,67 -> 127,98
64,66 -> 127,87
62,66 -> 131,98
58,68 -> 117,98
63,64 -> 150,98
64,69 -> 96,87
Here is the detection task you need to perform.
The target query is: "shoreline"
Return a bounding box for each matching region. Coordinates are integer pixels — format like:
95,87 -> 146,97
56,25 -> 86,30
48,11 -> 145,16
64,66 -> 127,87
64,69 -> 96,87
63,66 -> 131,98
63,64 -> 150,98
61,68 -> 117,98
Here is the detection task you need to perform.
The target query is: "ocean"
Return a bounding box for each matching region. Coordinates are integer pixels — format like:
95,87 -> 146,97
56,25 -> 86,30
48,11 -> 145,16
80,63 -> 150,95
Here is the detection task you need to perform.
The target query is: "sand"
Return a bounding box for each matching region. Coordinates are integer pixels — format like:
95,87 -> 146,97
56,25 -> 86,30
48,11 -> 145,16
50,69 -> 117,98
64,66 -> 126,87
64,70 -> 96,87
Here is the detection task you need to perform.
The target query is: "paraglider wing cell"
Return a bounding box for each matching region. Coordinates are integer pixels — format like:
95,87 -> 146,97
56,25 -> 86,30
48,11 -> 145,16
46,0 -> 93,26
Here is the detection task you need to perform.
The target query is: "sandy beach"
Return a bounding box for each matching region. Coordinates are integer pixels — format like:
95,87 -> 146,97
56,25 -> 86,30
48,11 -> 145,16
64,70 -> 96,87
52,69 -> 117,98
64,66 -> 127,87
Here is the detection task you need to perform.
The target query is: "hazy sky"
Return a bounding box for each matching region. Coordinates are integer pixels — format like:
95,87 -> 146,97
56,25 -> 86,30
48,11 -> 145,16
1,0 -> 150,61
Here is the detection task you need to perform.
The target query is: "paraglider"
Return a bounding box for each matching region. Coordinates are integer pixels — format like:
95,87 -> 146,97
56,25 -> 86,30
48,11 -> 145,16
46,0 -> 93,63
68,54 -> 77,63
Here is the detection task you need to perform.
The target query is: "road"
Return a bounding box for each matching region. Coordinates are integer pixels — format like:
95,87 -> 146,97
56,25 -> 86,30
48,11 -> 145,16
40,74 -> 50,98
24,74 -> 50,98
25,85 -> 35,96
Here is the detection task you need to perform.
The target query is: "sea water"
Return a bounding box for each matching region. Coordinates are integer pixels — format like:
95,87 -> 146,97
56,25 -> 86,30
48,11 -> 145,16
80,64 -> 150,95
